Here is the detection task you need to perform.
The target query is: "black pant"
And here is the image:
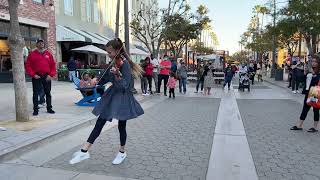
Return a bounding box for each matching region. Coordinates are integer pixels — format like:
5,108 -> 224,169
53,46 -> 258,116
87,117 -> 127,146
196,79 -> 204,92
292,76 -> 302,91
32,75 -> 52,111
169,88 -> 175,98
158,74 -> 169,94
146,75 -> 152,92
224,79 -> 232,89
300,95 -> 319,121
288,72 -> 292,87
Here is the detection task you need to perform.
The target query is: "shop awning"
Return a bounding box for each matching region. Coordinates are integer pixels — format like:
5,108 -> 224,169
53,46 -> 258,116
94,33 -> 112,42
56,25 -> 86,42
64,27 -> 105,45
71,45 -> 108,55
83,31 -> 109,45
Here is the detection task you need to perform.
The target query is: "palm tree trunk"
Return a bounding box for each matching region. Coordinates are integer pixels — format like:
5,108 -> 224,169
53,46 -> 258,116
8,0 -> 29,122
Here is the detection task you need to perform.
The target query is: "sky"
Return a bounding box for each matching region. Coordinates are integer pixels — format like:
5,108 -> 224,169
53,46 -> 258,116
159,0 -> 272,55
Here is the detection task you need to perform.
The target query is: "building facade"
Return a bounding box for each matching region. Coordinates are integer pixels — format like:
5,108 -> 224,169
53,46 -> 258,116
55,0 -> 118,66
0,0 -> 56,82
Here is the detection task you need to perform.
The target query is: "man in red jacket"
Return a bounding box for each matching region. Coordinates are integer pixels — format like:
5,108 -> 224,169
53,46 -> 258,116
25,39 -> 56,116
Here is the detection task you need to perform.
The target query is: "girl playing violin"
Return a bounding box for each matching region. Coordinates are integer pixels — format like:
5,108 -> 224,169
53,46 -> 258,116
70,38 -> 144,165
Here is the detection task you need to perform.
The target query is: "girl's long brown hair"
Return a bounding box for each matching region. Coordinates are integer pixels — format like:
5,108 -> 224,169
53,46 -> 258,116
106,38 -> 143,78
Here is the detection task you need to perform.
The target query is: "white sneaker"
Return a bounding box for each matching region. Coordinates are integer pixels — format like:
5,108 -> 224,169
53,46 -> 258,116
69,151 -> 90,165
112,152 -> 127,165
38,103 -> 45,108
296,90 -> 300,93
145,93 -> 150,96
292,91 -> 297,94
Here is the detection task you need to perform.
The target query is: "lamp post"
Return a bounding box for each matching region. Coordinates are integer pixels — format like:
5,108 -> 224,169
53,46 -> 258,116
271,0 -> 277,78
271,0 -> 290,78
124,0 -> 137,94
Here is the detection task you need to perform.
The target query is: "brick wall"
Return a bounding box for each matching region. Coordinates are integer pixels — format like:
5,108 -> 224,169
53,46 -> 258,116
0,0 -> 56,58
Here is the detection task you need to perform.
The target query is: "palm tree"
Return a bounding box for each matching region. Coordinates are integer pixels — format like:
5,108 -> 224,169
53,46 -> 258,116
253,5 -> 270,33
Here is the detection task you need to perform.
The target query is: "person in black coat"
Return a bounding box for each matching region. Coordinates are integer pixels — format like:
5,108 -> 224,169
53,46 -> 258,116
291,56 -> 320,133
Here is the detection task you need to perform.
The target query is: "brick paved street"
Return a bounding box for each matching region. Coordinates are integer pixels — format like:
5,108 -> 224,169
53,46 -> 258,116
238,99 -> 320,180
44,97 -> 220,180
2,79 -> 320,180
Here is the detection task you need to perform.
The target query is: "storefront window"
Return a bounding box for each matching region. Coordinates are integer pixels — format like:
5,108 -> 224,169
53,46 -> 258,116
86,0 -> 91,22
0,21 -> 10,37
93,1 -> 100,24
30,27 -> 43,40
64,0 -> 73,16
33,0 -> 44,4
20,25 -> 30,38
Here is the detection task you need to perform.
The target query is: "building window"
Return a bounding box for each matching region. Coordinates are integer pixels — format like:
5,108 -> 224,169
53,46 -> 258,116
33,0 -> 44,4
93,1 -> 100,24
86,0 -> 92,22
64,0 -> 73,16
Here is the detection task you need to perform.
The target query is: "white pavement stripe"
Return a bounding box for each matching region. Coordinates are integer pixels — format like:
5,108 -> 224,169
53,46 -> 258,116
206,90 -> 259,180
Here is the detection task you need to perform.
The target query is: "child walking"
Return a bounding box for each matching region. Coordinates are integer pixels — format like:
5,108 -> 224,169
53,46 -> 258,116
167,72 -> 177,99
69,38 -> 144,165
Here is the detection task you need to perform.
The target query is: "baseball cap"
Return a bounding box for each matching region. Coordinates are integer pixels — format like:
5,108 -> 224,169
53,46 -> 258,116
36,38 -> 44,43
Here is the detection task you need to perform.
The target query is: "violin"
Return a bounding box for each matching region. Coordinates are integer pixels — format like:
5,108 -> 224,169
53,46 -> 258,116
111,57 -> 124,80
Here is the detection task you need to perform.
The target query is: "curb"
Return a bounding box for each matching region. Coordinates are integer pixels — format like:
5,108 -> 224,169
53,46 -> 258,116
0,95 -> 148,162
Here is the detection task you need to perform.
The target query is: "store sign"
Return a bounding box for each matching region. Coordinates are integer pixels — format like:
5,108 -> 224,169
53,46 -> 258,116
0,5 -> 9,11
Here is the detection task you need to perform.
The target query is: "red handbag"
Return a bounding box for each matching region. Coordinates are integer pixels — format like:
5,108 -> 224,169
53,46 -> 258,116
307,81 -> 320,108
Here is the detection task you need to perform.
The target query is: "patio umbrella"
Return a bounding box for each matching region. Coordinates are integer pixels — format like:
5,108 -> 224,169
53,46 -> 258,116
71,45 -> 107,55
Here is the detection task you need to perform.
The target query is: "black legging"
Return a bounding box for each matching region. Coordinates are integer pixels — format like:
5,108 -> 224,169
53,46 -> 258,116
300,95 -> 319,121
87,117 -> 127,146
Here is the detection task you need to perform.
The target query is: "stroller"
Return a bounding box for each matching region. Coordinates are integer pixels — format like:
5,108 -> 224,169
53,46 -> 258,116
239,73 -> 250,92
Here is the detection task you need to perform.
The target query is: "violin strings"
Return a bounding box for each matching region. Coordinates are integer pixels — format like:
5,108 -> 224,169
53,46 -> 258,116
96,45 -> 124,85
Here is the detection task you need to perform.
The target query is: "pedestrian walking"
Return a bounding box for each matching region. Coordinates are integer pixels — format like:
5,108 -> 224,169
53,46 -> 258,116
151,54 -> 159,92
290,55 -> 320,133
157,55 -> 171,96
67,56 -> 77,82
257,62 -> 263,82
287,61 -> 292,88
223,64 -> 234,90
194,62 -> 205,93
140,59 -> 148,95
249,62 -> 256,85
292,59 -> 304,94
144,57 -> 153,94
70,38 -> 144,165
177,61 -> 188,94
203,63 -> 215,96
167,72 -> 177,99
25,39 -> 56,116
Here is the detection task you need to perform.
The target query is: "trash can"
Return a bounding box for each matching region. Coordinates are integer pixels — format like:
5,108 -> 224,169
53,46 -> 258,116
275,69 -> 284,81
